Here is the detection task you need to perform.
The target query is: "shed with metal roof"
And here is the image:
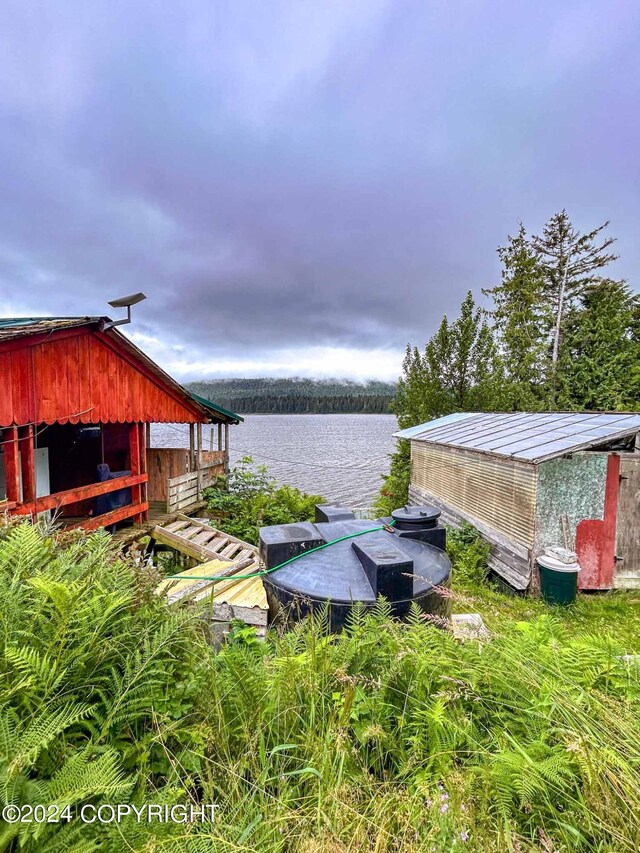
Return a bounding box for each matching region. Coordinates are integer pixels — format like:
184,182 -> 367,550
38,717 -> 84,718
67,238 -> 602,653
395,412 -> 640,591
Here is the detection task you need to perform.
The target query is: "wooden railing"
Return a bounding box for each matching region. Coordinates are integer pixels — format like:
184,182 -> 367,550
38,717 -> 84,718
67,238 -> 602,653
11,474 -> 149,530
167,460 -> 223,514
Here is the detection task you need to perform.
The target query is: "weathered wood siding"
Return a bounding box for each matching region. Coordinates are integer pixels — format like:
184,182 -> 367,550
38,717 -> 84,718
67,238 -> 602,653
147,449 -> 226,503
410,442 -> 538,547
614,454 -> 640,589
147,449 -> 191,503
0,327 -> 204,426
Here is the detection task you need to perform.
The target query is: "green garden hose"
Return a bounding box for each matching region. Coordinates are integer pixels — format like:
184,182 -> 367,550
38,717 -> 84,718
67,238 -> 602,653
165,521 -> 395,584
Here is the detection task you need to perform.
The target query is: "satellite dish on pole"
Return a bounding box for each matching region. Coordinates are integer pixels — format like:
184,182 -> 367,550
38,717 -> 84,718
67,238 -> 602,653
101,292 -> 147,330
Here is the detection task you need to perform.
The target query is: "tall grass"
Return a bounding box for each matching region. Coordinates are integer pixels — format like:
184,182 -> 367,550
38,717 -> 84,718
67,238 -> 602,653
199,604 -> 640,852
1,519 -> 639,851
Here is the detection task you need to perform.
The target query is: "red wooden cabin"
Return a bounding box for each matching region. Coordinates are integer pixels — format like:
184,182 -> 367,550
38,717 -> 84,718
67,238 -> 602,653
0,317 -> 241,530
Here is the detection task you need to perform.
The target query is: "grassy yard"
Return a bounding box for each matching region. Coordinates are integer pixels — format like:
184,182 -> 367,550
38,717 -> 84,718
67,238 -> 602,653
1,519 -> 639,852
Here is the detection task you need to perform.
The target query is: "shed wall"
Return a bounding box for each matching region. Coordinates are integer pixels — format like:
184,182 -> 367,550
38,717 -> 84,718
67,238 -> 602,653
615,455 -> 640,588
410,442 -> 537,547
534,452 -> 613,590
408,483 -> 531,590
534,453 -> 607,553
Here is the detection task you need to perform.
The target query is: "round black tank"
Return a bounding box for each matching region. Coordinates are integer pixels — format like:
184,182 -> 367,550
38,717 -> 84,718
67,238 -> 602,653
259,507 -> 451,632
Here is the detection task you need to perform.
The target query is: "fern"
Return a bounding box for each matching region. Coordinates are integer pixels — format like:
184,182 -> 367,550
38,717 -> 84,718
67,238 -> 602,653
38,747 -> 131,805
2,702 -> 92,782
4,646 -> 67,703
1,521 -> 640,850
0,523 -> 51,580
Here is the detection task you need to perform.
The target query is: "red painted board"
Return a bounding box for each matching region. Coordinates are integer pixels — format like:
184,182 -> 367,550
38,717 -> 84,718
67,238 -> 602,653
576,454 -> 620,590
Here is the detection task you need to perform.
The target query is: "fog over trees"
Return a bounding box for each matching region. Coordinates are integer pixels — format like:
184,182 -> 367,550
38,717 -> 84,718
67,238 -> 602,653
187,378 -> 397,414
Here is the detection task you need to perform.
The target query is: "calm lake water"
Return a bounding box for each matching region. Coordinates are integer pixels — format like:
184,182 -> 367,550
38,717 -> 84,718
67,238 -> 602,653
151,414 -> 398,507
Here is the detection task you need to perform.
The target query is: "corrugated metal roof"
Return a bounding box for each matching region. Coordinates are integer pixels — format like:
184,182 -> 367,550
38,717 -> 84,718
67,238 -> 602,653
395,412 -> 640,463
395,411 -> 475,438
188,391 -> 243,424
0,316 -> 103,341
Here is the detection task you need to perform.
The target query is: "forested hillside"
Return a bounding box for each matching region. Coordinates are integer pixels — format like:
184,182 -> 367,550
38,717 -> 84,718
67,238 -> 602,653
186,378 -> 396,414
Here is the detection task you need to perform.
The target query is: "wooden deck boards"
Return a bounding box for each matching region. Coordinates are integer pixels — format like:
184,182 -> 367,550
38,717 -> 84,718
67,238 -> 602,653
152,515 -> 267,624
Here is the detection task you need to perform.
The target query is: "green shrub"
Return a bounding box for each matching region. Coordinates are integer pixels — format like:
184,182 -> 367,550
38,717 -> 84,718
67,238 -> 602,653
373,439 -> 410,517
447,522 -> 491,585
204,456 -> 324,545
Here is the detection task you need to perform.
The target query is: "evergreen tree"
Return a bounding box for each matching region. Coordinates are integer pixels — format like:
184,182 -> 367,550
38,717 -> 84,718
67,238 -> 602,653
484,224 -> 550,410
531,211 -> 619,374
436,291 -> 505,411
556,280 -> 640,411
377,293 -> 503,514
395,292 -> 504,428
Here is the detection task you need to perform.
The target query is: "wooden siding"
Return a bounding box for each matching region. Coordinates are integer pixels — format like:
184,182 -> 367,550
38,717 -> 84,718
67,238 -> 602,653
0,327 -> 203,427
147,449 -> 191,503
614,454 -> 640,589
410,442 -> 538,548
147,449 -> 226,503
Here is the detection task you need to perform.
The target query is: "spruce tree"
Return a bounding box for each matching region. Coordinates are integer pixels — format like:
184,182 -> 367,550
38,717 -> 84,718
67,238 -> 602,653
378,293 -> 503,513
484,224 -> 550,410
556,280 -> 640,411
531,211 -> 619,373
447,291 -> 505,410
394,292 -> 503,426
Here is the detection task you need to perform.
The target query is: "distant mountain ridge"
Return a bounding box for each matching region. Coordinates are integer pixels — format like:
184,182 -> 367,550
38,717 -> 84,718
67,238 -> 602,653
186,377 -> 397,414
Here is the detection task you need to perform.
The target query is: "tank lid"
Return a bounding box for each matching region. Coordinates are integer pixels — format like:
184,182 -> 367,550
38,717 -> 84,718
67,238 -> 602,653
391,505 -> 441,524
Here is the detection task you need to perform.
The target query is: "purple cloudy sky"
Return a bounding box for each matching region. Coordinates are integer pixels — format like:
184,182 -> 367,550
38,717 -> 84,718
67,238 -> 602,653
0,0 -> 638,380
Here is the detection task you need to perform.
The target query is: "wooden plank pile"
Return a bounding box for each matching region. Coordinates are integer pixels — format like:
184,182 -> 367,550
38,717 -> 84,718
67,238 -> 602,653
152,515 -> 268,637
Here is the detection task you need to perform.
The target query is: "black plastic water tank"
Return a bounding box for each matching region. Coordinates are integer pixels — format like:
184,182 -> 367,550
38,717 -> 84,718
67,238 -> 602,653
315,505 -> 356,523
392,504 -> 440,529
259,506 -> 451,631
391,504 -> 446,551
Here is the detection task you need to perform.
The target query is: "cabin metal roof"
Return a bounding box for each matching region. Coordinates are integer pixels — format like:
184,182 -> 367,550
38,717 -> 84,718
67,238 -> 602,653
0,316 -> 104,341
394,411 -> 640,463
188,391 -> 244,423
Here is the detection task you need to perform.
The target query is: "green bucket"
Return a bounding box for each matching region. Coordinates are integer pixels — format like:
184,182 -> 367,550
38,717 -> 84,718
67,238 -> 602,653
538,551 -> 580,606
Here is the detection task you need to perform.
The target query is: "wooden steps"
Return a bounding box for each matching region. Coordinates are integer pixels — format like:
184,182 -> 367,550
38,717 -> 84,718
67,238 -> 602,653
152,515 -> 267,628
